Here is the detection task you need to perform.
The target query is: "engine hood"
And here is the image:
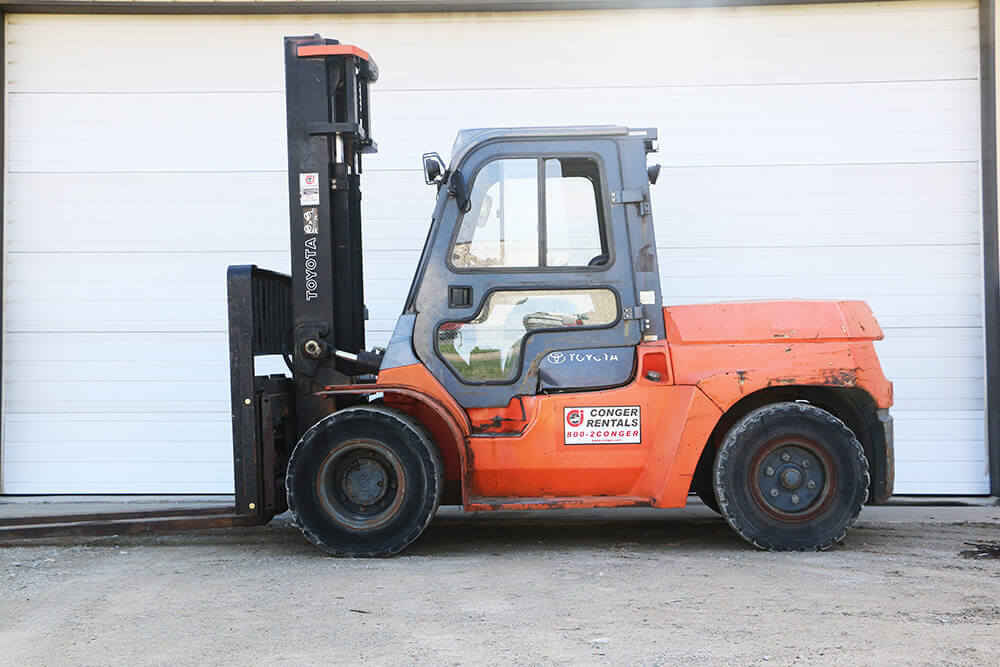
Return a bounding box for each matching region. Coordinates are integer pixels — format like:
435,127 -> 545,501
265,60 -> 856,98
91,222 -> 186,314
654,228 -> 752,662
663,300 -> 883,345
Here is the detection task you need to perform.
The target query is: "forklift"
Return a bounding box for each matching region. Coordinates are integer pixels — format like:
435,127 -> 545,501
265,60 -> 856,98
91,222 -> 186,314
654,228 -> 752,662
0,36 -> 894,555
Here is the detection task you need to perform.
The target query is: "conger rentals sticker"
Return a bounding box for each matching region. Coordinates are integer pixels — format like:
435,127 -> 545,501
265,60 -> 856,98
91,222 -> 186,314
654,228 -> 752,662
564,406 -> 641,445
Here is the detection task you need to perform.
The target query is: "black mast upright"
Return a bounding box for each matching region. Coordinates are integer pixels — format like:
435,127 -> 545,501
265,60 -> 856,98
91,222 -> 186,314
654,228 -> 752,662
283,35 -> 378,433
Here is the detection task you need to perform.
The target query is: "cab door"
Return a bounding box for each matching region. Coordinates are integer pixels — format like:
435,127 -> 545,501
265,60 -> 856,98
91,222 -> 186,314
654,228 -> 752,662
411,138 -> 642,409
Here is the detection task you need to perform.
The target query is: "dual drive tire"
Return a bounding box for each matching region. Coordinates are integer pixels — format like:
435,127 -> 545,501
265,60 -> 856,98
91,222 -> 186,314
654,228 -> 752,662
286,405 -> 443,557
713,402 -> 870,551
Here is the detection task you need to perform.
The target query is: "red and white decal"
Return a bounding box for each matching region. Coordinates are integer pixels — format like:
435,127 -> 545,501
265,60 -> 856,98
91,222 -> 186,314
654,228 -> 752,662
564,406 -> 641,445
299,172 -> 320,206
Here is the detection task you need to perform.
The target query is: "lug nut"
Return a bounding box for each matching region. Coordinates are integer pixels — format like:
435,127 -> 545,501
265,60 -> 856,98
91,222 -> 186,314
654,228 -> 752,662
770,488 -> 779,498
791,495 -> 800,504
802,459 -> 812,469
806,480 -> 816,490
764,466 -> 774,476
781,453 -> 791,462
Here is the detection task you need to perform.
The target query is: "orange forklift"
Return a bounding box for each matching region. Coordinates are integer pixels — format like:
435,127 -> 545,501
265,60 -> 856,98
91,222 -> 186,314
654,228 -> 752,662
0,36 -> 893,554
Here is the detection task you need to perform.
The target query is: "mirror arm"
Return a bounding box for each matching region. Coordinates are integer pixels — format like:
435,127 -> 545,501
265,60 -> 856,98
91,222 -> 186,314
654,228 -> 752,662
436,169 -> 450,193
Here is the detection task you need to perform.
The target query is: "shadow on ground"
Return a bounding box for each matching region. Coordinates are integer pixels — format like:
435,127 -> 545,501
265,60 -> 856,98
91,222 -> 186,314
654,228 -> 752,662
0,505 -> 910,556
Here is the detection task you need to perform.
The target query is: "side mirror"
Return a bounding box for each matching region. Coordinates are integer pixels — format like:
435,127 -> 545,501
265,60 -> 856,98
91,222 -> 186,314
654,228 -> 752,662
647,164 -> 661,185
422,152 -> 446,185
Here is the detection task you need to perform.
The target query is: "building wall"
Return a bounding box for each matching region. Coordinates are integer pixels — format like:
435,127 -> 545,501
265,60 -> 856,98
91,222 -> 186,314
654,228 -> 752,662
0,1 -> 992,493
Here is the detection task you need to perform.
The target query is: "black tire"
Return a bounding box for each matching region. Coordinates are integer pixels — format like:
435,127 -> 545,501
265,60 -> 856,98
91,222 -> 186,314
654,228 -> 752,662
691,452 -> 722,514
695,484 -> 722,515
286,405 -> 443,557
714,402 -> 869,551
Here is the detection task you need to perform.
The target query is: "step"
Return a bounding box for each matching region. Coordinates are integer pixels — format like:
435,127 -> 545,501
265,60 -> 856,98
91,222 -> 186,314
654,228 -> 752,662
466,496 -> 653,512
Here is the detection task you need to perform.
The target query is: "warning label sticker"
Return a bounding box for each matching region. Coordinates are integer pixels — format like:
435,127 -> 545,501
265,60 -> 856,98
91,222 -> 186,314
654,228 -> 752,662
299,172 -> 320,206
564,406 -> 641,445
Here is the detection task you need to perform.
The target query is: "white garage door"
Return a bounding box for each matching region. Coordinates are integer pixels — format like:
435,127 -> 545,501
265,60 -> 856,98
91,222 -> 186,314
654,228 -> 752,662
1,1 -> 989,494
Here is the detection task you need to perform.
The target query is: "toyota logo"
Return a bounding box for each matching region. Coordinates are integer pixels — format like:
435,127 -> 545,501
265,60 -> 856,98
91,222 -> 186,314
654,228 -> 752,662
548,352 -> 566,364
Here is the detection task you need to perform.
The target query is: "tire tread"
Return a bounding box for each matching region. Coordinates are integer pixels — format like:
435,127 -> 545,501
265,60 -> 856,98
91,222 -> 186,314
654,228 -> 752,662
286,404 -> 443,557
714,401 -> 869,551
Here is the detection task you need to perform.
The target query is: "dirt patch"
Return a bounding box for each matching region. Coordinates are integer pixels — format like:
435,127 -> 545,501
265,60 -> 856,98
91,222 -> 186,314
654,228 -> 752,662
1,504 -> 998,664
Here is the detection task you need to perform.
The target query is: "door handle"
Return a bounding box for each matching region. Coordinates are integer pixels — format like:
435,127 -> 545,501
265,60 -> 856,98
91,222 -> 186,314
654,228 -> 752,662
448,285 -> 473,308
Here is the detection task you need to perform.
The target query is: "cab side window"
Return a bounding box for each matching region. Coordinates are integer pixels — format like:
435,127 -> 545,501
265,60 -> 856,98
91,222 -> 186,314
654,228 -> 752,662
451,157 -> 608,270
544,158 -> 605,267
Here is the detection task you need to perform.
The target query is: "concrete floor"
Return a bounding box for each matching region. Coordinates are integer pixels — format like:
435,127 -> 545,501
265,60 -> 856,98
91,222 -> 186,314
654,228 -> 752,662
1,498 -> 999,665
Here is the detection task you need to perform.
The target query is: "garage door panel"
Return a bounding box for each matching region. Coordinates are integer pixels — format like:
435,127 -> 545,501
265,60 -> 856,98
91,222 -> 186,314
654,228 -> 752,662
898,442 -> 989,465
6,397 -> 230,416
662,273 -> 979,299
6,410 -> 228,432
5,171 -> 431,254
896,461 -> 989,492
4,442 -> 231,464
4,298 -> 401,337
894,397 -> 984,412
660,295 -> 984,329
660,164 -> 979,219
2,2 -> 987,494
6,227 -> 427,254
8,79 -> 980,172
881,355 -> 984,380
4,360 -> 228,384
876,328 -> 983,356
4,259 -> 416,301
894,411 -> 985,440
5,3 -> 978,93
7,377 -> 229,403
5,171 -> 288,221
0,460 -> 232,494
664,229 -> 981,249
6,251 -> 289,282
901,480 -> 990,493
659,245 -> 981,276
892,377 -> 983,401
866,296 -> 981,324
4,331 -> 226,361
661,189 -> 978,221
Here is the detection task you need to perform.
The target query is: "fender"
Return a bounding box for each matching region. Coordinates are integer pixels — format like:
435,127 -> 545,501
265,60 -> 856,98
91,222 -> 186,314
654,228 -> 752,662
663,299 -> 893,410
672,340 -> 893,412
662,301 -> 895,503
316,363 -> 472,505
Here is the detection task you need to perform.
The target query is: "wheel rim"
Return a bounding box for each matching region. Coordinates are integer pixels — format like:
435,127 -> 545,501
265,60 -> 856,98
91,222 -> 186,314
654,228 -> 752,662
749,436 -> 837,522
316,440 -> 406,530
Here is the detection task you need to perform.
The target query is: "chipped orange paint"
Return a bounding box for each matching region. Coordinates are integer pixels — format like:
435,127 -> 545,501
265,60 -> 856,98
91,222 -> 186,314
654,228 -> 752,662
664,300 -> 892,410
354,300 -> 892,512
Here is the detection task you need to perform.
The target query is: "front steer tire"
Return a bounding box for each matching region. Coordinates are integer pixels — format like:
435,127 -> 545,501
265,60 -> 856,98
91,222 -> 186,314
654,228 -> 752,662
714,402 -> 869,551
286,405 -> 443,557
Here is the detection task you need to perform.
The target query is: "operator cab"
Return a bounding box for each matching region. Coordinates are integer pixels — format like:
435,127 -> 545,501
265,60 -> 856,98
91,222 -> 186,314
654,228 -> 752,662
385,126 -> 664,409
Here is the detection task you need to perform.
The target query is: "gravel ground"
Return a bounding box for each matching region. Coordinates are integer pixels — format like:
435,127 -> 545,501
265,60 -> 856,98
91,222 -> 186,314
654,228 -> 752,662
1,502 -> 999,665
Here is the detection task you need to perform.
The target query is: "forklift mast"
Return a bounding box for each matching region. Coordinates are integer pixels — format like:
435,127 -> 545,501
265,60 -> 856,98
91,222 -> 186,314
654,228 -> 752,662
282,35 -> 379,431
225,36 -> 383,515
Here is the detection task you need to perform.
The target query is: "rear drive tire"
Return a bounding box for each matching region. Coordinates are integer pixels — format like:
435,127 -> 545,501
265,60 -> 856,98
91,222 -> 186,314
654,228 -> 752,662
286,405 -> 443,557
714,402 -> 869,551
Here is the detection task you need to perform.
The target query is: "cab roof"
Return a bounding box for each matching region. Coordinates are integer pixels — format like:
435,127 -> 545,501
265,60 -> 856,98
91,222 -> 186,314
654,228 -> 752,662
449,125 -> 647,168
